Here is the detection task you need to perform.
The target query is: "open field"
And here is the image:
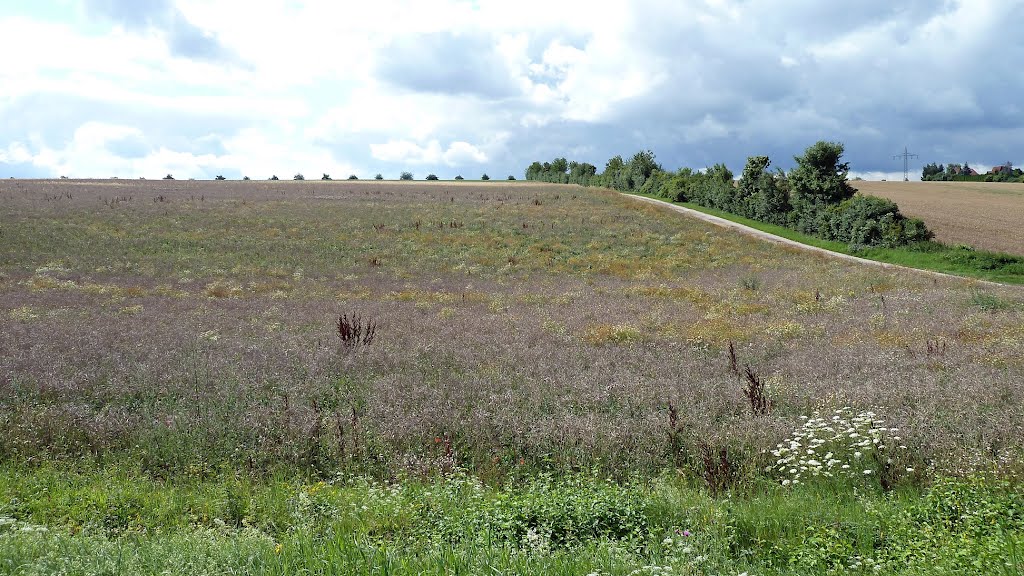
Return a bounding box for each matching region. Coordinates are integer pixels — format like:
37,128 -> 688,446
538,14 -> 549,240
2,179 -> 1024,574
854,180 -> 1024,256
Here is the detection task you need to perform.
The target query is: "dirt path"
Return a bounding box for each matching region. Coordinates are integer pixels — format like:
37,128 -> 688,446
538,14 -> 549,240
624,194 -> 1012,288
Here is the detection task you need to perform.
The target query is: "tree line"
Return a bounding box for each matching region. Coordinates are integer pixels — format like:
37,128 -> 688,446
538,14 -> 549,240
921,162 -> 1023,182
525,141 -> 933,248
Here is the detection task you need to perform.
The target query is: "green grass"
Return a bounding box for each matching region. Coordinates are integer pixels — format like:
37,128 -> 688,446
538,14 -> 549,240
628,192 -> 1024,285
1,464 -> 1022,575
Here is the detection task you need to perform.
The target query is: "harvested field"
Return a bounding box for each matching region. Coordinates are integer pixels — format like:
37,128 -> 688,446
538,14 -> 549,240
854,180 -> 1024,255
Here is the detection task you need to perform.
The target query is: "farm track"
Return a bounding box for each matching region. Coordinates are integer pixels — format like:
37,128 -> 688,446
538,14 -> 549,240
624,193 -> 1012,288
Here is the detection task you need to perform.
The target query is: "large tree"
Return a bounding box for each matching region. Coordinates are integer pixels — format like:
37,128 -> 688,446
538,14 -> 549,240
788,141 -> 856,234
739,155 -> 789,224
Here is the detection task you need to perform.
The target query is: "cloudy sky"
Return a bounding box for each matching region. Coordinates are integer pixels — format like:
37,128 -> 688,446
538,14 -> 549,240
1,0 -> 1021,180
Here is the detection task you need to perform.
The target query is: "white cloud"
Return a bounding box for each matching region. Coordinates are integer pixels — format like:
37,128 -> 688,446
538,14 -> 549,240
369,139 -> 489,167
443,142 -> 488,165
370,140 -> 444,165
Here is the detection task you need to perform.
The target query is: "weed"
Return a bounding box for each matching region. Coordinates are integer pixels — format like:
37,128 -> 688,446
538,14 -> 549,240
739,274 -> 762,291
699,442 -> 737,495
741,366 -> 772,416
337,314 -> 377,347
971,291 -> 1014,311
726,341 -> 739,378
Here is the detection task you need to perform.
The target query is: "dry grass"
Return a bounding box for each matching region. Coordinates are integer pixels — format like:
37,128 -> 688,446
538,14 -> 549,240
1,179 -> 1023,479
854,180 -> 1024,255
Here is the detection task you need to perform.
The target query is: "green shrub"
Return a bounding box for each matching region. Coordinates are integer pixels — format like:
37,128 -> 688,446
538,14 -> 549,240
347,175 -> 358,180
819,195 -> 933,247
481,174 -> 490,181
400,172 -> 414,181
426,174 -> 439,181
374,174 -> 383,180
215,175 -> 226,181
293,173 -> 305,181
455,175 -> 464,180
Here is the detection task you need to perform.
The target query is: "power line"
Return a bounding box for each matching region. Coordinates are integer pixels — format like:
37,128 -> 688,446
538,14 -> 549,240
893,146 -> 919,181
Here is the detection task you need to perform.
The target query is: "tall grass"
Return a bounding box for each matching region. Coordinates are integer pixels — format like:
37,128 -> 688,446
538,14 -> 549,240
1,180 -> 1023,574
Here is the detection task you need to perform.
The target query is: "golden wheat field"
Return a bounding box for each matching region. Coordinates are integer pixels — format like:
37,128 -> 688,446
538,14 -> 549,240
854,180 -> 1024,256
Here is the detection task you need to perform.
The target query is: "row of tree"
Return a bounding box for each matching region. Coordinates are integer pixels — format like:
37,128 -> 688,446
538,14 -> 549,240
525,141 -> 933,248
921,162 -> 1023,182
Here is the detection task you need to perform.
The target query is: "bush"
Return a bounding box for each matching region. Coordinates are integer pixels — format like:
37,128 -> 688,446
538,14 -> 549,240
507,175 -> 516,180
294,173 -> 305,181
820,195 -> 933,247
322,174 -> 332,180
400,172 -> 414,181
374,174 -> 383,180
481,174 -> 490,181
242,176 -> 250,181
348,175 -> 358,180
163,174 -> 174,180
455,175 -> 464,180
215,175 -> 226,181
269,175 -> 279,181
426,174 -> 439,181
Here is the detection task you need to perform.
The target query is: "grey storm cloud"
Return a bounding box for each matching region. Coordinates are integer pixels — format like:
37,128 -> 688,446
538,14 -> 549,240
375,32 -> 520,98
466,0 -> 1024,177
83,0 -> 235,62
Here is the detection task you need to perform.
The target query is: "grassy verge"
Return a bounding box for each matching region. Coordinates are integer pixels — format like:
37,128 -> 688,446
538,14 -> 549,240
1,464 -> 1022,575
628,192 -> 1024,285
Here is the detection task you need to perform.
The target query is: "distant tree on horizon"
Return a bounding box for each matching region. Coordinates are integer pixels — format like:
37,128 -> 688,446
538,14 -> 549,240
426,174 -> 439,180
294,173 -> 305,180
400,172 -> 414,181
374,173 -> 383,180
481,174 -> 490,181
163,174 -> 174,180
